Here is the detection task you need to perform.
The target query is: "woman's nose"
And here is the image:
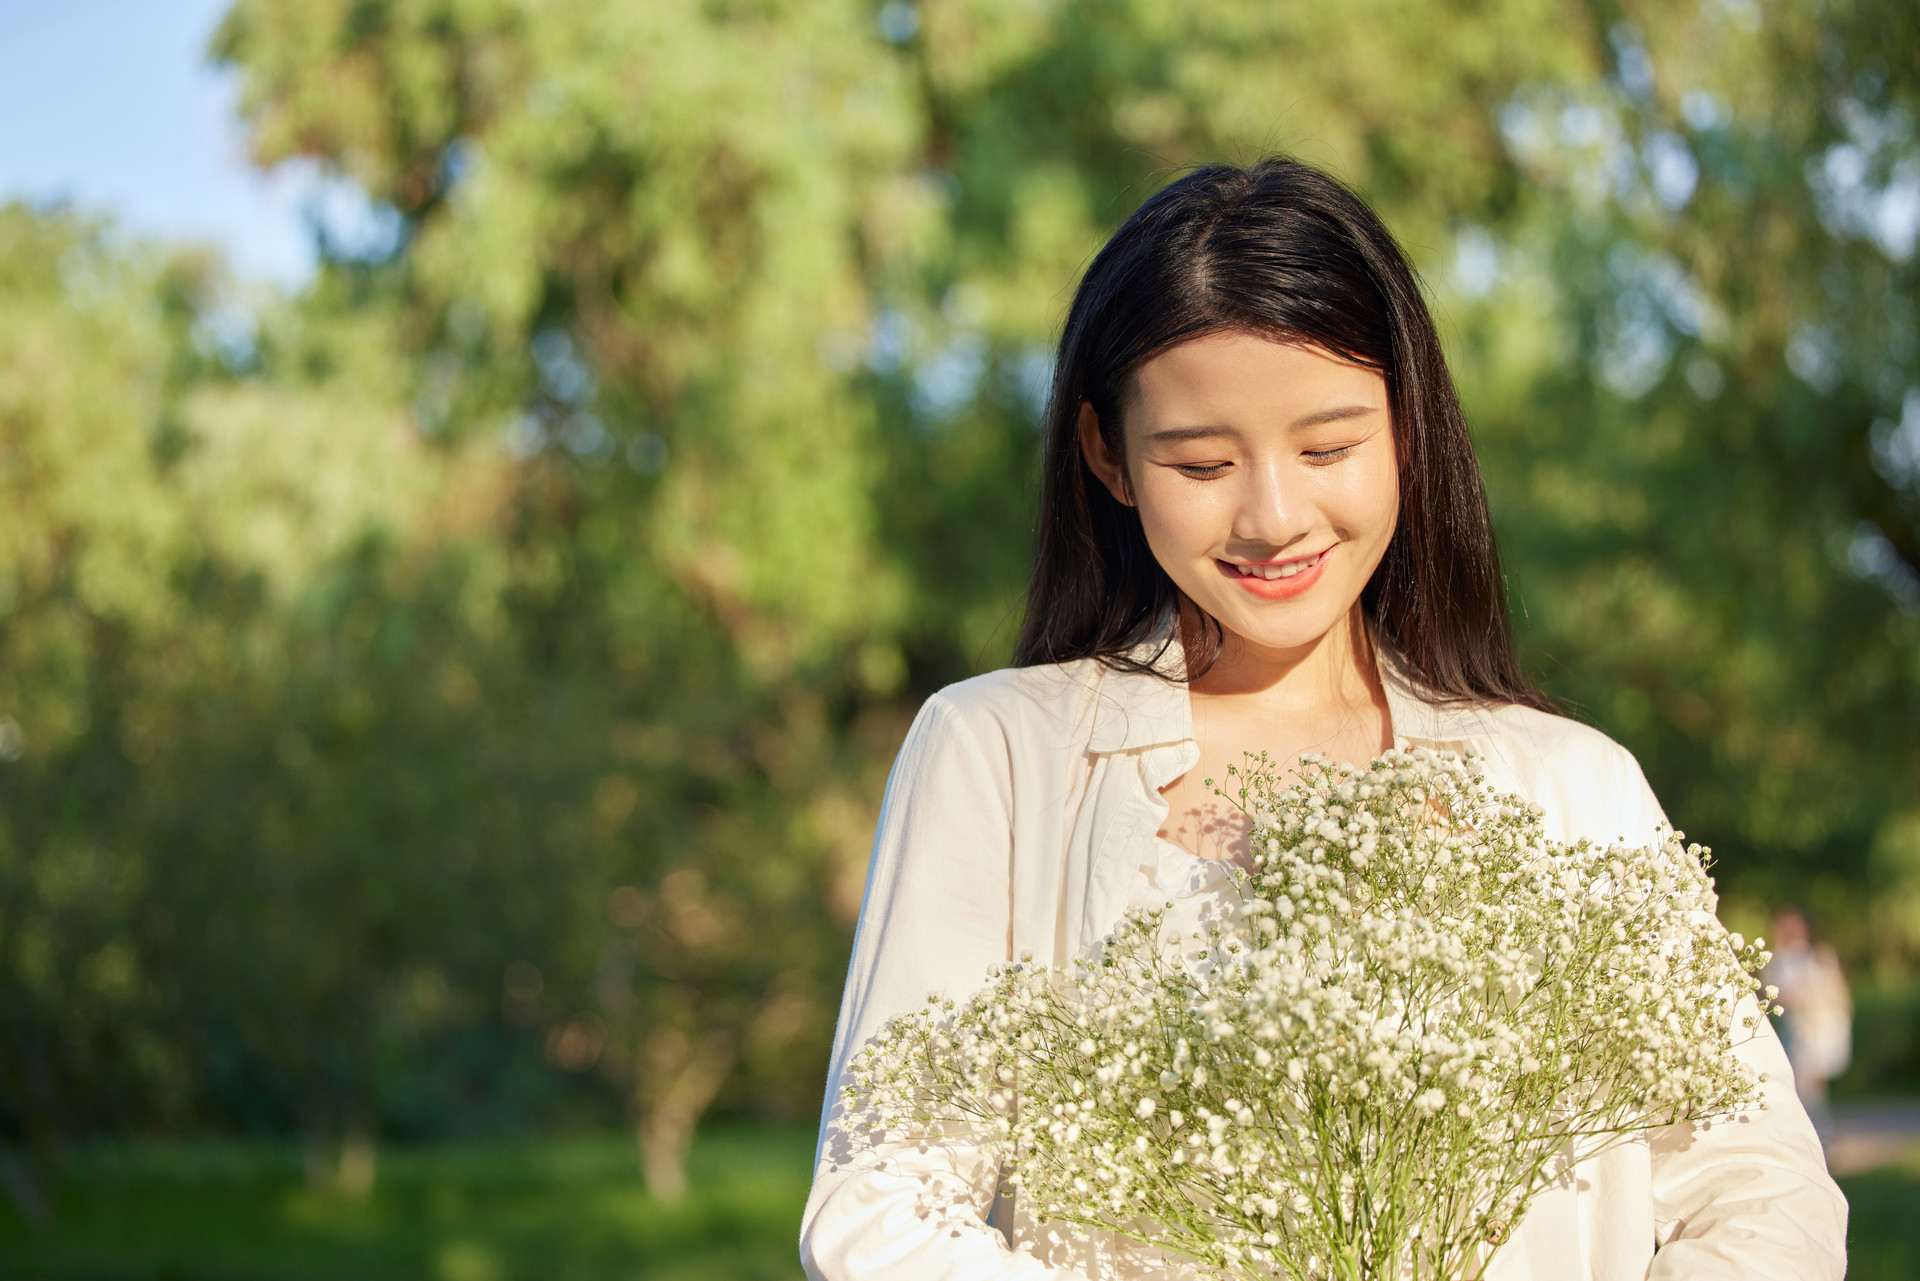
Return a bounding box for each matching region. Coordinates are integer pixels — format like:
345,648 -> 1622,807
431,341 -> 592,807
1229,458 -> 1311,554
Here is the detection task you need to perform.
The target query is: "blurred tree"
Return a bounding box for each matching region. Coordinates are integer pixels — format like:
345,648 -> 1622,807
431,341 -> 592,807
210,0 -> 917,1197
0,203 -> 564,1200
0,207 -> 192,1218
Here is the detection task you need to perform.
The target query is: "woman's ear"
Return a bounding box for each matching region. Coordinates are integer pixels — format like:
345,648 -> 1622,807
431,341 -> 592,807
1078,401 -> 1135,507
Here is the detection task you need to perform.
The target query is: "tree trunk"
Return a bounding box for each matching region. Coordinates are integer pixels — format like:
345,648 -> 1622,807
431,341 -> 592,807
302,1117 -> 377,1198
635,1026 -> 736,1203
336,1119 -> 377,1199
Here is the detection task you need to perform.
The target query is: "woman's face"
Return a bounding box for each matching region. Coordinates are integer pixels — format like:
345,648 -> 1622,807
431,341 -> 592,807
1081,331 -> 1399,657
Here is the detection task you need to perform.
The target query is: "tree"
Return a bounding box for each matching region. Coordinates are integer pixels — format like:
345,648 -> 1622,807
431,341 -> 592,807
210,0 -> 919,1195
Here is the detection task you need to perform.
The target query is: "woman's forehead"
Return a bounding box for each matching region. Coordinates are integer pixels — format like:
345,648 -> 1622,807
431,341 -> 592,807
1129,333 -> 1388,433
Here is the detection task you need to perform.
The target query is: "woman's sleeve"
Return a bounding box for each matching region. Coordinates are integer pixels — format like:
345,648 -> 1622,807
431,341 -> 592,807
1647,1000 -> 1847,1279
800,691 -> 1088,1281
1615,754 -> 1850,1279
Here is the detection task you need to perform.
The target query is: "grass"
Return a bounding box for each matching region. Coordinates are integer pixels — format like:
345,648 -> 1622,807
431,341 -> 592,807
0,1126 -> 1913,1279
0,1127 -> 816,1281
1841,1158 -> 1920,1281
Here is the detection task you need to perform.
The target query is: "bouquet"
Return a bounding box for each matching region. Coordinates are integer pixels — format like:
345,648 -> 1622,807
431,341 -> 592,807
843,750 -> 1775,1280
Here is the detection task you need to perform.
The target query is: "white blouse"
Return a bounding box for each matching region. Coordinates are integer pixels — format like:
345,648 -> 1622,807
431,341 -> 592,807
801,641 -> 1847,1280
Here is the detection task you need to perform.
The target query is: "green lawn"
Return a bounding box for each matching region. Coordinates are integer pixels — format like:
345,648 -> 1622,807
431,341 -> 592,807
0,1126 -> 1913,1280
0,1128 -> 816,1281
1841,1161 -> 1920,1281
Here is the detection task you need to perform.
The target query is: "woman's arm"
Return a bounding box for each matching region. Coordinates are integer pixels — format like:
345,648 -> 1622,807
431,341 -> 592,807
1647,999 -> 1848,1279
800,691 -> 1089,1281
1610,751 -> 1849,1278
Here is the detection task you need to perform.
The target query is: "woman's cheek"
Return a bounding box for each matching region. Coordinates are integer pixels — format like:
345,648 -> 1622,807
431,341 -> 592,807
1136,482 -> 1226,571
1320,457 -> 1397,544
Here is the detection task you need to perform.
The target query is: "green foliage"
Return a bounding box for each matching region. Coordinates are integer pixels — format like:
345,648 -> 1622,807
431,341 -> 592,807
0,204 -> 574,1154
0,0 -> 1915,1208
215,0 -> 919,658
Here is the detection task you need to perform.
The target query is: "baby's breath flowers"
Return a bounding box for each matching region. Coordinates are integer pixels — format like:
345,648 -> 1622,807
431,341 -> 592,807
842,750 -> 1774,1281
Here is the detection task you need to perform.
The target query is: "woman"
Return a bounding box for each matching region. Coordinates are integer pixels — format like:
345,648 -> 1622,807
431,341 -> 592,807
801,159 -> 1845,1280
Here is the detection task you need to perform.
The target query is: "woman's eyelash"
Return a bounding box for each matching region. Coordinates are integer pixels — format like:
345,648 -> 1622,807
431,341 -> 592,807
1173,446 -> 1355,476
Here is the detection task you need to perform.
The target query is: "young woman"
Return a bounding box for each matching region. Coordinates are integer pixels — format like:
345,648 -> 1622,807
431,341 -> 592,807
801,159 -> 1845,1280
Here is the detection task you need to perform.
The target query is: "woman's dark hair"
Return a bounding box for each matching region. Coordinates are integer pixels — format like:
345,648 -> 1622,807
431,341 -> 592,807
1013,157 -> 1552,712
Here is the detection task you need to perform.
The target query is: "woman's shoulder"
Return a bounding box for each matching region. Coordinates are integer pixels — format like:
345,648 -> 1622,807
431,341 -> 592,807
1463,700 -> 1666,844
1475,700 -> 1639,772
918,657 -> 1109,751
1382,647 -> 1639,785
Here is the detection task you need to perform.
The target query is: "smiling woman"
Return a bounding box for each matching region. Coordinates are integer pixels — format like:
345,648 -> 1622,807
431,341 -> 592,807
1019,160 -> 1543,712
802,159 -> 1846,1280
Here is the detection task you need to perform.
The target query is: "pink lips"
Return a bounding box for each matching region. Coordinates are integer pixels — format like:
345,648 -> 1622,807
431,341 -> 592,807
1218,547 -> 1333,600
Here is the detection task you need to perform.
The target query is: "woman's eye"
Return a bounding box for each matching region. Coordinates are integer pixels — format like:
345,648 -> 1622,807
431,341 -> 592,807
1174,462 -> 1231,478
1303,445 -> 1356,464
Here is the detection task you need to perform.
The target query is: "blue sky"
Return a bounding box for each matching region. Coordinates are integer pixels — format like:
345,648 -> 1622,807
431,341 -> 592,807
0,0 -> 317,283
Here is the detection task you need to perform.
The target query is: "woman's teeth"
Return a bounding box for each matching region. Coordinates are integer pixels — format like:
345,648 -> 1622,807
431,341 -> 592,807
1232,553 -> 1323,580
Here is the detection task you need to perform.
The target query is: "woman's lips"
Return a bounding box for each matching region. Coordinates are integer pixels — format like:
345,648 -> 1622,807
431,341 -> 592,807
1217,547 -> 1333,599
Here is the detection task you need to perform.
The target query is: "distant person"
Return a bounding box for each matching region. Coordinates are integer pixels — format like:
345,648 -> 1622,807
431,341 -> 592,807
1764,906 -> 1853,1125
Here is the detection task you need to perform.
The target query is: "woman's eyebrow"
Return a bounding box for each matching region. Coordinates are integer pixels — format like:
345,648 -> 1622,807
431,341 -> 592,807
1291,404 -> 1379,429
1144,404 -> 1381,444
1143,424 -> 1237,444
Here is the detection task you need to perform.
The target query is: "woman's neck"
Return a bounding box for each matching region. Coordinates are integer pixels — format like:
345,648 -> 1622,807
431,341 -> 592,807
1157,602 -> 1394,864
1185,602 -> 1386,717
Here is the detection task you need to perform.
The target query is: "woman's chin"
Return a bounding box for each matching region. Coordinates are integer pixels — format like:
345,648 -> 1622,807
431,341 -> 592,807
1195,599 -> 1353,658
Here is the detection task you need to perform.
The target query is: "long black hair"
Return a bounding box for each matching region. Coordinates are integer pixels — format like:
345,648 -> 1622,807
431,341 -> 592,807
1013,157 -> 1551,712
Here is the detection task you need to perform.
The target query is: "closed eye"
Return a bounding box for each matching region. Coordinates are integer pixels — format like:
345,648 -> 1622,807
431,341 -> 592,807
1303,445 -> 1357,464
1173,462 -> 1232,478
